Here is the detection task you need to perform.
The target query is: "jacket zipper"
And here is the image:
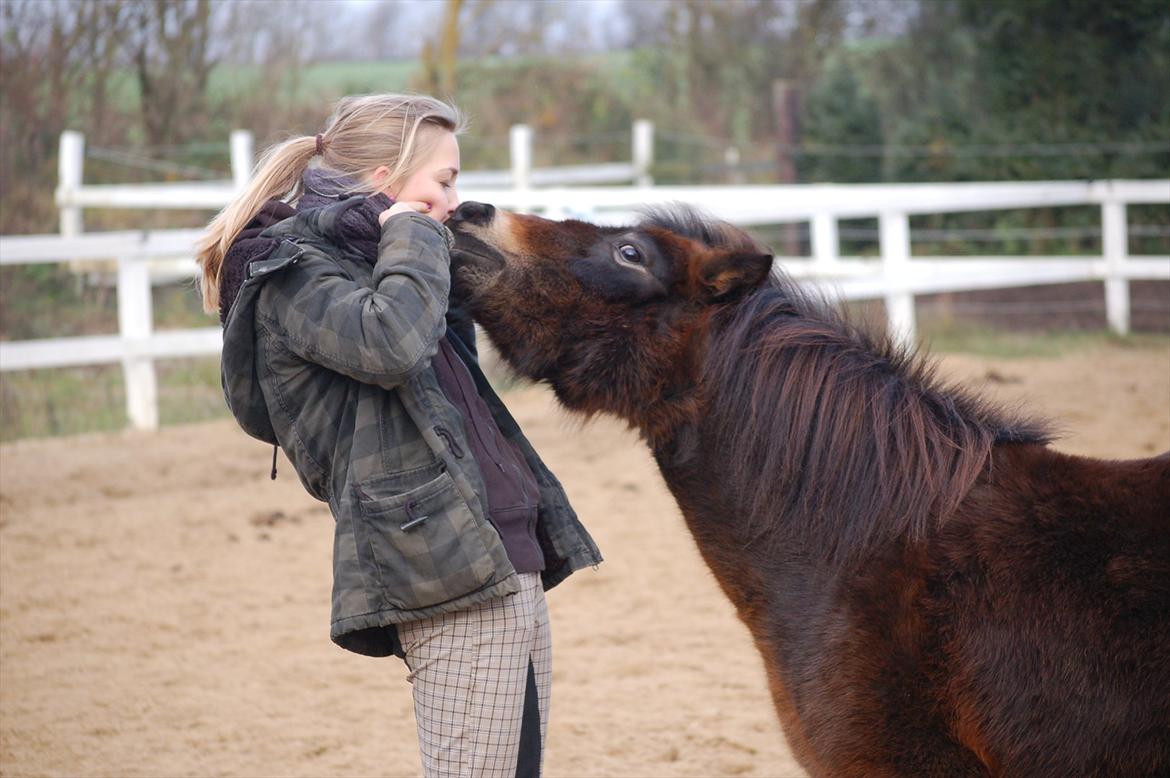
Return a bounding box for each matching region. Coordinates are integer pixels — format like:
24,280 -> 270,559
443,346 -> 513,475
441,343 -> 539,523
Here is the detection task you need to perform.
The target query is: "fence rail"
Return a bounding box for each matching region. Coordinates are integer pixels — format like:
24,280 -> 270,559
3,177 -> 1168,431
54,123 -> 655,222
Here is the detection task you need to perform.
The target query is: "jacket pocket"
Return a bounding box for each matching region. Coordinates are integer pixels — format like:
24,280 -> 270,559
353,468 -> 496,610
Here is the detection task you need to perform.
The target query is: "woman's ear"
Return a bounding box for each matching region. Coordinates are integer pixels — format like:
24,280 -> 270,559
371,165 -> 394,194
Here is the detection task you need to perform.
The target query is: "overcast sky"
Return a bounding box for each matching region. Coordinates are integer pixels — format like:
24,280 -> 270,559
337,0 -> 624,59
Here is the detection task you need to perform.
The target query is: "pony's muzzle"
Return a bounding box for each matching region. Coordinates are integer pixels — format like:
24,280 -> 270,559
450,201 -> 496,227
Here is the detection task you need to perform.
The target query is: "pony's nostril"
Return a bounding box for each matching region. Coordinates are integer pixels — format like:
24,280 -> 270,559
453,201 -> 495,225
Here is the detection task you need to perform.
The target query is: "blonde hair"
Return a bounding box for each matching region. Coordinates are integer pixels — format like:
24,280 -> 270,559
196,93 -> 467,313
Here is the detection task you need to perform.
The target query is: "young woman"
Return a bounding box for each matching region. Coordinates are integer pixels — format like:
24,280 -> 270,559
196,94 -> 602,777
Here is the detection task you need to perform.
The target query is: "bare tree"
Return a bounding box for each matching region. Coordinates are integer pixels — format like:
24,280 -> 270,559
613,0 -> 847,144
1,0 -> 128,142
415,0 -> 605,94
356,1 -> 437,62
420,0 -> 466,96
127,0 -> 216,147
0,0 -> 132,231
213,0 -> 352,65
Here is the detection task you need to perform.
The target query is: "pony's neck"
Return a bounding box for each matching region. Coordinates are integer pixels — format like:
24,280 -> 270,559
554,307 -> 710,449
696,284 -> 1049,562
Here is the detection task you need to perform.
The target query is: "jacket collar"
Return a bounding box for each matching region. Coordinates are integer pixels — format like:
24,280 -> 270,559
218,170 -> 392,324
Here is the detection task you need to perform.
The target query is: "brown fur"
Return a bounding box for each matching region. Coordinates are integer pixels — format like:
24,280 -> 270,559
449,202 -> 1170,777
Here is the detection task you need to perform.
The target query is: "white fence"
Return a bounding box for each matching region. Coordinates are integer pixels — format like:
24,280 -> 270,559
54,122 -> 655,235
3,153 -> 1168,431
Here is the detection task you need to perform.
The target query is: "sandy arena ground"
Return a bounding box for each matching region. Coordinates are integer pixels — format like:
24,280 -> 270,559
2,342 -> 1169,778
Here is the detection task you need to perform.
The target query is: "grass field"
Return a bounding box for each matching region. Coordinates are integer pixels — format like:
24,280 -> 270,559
86,51 -> 637,116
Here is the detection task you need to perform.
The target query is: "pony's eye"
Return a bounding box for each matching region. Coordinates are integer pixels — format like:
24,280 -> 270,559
616,243 -> 643,264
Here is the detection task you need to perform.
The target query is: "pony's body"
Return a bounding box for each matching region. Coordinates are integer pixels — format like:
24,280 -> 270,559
665,440 -> 1168,776
447,201 -> 1170,776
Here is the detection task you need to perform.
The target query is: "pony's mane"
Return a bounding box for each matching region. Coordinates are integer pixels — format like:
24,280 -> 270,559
702,260 -> 1052,563
641,204 -> 764,254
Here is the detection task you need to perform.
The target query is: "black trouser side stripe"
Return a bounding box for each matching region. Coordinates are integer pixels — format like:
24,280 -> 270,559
515,656 -> 541,778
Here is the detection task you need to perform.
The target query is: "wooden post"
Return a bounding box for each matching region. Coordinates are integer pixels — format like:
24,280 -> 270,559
230,130 -> 254,191
1102,199 -> 1130,335
632,119 -> 654,187
772,80 -> 799,185
57,131 -> 85,237
117,255 -> 158,430
772,80 -> 802,256
880,211 -> 916,349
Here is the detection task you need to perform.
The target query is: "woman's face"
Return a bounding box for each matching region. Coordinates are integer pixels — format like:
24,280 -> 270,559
387,130 -> 462,223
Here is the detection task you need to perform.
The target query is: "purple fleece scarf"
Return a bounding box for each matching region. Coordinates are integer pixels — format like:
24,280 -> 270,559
217,170 -> 392,324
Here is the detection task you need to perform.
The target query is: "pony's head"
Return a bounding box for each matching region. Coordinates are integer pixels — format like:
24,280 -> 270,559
451,201 -> 1051,560
448,201 -> 773,441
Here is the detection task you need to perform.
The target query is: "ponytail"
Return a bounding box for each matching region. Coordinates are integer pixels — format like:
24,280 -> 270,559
194,135 -> 317,313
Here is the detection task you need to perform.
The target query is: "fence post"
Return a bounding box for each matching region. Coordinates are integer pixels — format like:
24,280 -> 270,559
724,146 -> 745,185
880,211 -> 916,349
633,119 -> 654,187
510,124 -> 532,212
117,255 -> 159,430
510,124 -> 532,190
811,212 -> 839,269
230,130 -> 254,191
1102,199 -> 1130,335
57,131 -> 85,237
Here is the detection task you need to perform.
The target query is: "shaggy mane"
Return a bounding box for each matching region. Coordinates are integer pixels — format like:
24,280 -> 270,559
641,204 -> 766,254
695,237 -> 1051,562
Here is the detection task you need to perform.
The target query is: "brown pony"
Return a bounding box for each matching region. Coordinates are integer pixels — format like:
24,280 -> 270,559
447,201 -> 1170,777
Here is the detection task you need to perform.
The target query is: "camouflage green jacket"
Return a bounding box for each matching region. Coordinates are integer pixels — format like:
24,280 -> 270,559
220,198 -> 602,657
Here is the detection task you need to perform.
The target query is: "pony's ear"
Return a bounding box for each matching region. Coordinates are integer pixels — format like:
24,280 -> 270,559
697,251 -> 773,301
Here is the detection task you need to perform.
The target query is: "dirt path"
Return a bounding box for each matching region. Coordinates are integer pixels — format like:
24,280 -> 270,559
2,342 -> 1168,778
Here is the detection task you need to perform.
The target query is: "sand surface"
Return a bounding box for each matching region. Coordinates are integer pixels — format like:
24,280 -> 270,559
2,342 -> 1168,778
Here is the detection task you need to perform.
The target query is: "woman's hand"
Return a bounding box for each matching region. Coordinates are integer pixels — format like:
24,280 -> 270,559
379,200 -> 433,226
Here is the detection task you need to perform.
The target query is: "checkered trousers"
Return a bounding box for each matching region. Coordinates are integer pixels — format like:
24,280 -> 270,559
398,572 -> 551,777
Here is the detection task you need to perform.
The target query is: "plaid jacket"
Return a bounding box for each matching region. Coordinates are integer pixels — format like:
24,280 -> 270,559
220,198 -> 602,657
